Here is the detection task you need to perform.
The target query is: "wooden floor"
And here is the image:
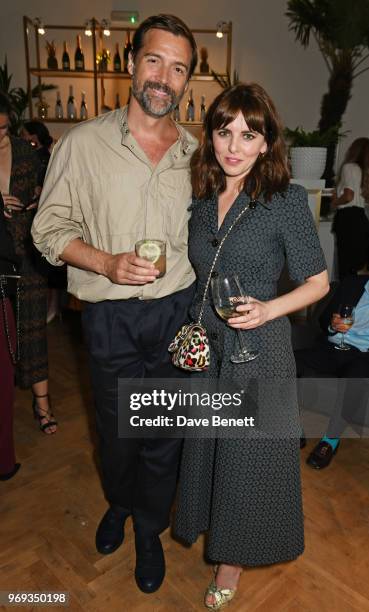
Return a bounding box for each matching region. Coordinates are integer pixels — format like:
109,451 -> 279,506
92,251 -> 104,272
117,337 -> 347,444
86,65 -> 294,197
1,313 -> 369,612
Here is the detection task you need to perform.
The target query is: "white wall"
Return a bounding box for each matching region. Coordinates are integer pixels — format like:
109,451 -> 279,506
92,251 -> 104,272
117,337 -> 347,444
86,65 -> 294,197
1,0 -> 369,164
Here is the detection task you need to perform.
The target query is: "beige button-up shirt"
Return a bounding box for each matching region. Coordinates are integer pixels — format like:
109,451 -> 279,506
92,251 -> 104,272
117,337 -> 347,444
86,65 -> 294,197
32,107 -> 198,302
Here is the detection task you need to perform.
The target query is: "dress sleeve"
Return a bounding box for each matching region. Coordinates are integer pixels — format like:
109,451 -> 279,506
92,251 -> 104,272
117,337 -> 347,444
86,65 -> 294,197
280,184 -> 327,282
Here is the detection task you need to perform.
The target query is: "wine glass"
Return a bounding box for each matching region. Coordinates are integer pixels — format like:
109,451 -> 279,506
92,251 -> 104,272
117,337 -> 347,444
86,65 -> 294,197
331,304 -> 355,351
211,274 -> 259,363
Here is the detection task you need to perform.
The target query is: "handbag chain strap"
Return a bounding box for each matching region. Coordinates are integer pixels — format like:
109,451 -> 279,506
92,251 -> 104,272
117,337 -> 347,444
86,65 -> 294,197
0,276 -> 21,365
197,201 -> 253,325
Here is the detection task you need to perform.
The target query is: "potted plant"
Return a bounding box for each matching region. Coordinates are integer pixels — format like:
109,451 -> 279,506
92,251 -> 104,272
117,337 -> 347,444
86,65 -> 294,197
284,125 -> 342,179
0,57 -> 56,134
286,0 -> 369,184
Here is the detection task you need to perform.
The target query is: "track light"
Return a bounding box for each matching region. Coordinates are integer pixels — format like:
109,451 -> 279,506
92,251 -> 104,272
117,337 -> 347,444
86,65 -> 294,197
34,18 -> 46,35
101,19 -> 111,37
216,21 -> 227,39
84,20 -> 92,37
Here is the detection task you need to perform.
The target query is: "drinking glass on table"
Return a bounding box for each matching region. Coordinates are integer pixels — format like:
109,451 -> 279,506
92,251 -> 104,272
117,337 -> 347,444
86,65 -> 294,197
331,304 -> 355,351
211,274 -> 259,363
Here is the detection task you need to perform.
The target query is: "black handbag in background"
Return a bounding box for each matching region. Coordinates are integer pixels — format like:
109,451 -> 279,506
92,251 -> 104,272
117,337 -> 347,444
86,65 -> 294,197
0,194 -> 20,297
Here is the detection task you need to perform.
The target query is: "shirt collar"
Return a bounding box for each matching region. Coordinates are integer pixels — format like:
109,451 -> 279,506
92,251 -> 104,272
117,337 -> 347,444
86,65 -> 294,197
119,105 -> 194,157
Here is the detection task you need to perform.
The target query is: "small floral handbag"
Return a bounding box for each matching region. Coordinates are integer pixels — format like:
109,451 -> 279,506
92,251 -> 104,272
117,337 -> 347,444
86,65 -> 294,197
168,201 -> 253,372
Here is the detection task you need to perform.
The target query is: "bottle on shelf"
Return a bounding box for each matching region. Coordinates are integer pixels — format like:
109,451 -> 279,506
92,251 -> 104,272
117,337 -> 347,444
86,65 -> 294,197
74,35 -> 85,71
67,85 -> 77,119
123,31 -> 132,73
185,89 -> 195,122
62,42 -> 70,71
80,91 -> 88,120
113,43 -> 121,72
115,93 -> 121,109
55,90 -> 63,119
173,104 -> 180,122
200,95 -> 206,122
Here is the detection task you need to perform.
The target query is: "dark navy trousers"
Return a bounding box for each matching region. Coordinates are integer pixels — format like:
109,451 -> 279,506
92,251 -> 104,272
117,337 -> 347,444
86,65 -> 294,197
82,284 -> 194,535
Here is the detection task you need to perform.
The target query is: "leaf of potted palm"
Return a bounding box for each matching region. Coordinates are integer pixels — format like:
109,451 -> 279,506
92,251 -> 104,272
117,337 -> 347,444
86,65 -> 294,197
284,126 -> 342,179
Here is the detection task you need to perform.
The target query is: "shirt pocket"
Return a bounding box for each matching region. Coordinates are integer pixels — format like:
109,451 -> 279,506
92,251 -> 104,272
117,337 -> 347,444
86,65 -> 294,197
84,173 -> 146,237
157,169 -> 192,238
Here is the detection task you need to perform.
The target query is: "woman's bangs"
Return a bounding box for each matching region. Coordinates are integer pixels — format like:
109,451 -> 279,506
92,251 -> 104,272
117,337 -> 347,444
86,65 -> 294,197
211,96 -> 267,136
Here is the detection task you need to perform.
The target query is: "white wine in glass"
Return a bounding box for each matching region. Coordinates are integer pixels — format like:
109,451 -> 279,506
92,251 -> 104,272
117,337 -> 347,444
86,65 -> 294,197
211,275 -> 259,364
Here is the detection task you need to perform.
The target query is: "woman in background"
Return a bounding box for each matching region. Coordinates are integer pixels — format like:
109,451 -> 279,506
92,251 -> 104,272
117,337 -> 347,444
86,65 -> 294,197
0,192 -> 20,480
332,138 -> 369,279
0,93 -> 57,434
22,120 -> 65,323
22,120 -> 53,187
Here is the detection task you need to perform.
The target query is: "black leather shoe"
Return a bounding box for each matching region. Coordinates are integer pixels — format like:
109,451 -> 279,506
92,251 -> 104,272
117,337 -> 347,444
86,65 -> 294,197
95,506 -> 129,555
0,463 -> 21,481
306,440 -> 340,470
134,533 -> 165,593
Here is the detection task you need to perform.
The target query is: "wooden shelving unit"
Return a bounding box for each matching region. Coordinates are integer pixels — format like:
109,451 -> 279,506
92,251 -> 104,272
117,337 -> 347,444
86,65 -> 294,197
23,16 -> 232,126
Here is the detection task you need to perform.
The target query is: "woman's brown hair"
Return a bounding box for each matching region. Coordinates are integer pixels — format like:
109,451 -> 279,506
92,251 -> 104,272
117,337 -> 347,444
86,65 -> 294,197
340,137 -> 369,202
191,82 -> 290,201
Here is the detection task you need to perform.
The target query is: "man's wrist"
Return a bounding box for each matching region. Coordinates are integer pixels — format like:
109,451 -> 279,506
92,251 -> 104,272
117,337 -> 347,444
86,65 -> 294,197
100,252 -> 115,278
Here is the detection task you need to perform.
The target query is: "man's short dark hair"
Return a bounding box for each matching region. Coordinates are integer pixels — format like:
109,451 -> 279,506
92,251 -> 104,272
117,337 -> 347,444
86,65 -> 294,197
132,14 -> 198,77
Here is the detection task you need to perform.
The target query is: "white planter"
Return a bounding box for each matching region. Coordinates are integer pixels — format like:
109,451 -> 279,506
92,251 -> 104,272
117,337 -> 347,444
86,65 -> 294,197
290,147 -> 327,179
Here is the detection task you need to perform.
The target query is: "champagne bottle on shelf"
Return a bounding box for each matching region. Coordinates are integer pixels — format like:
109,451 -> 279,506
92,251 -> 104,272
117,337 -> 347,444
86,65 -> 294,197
55,90 -> 63,119
62,41 -> 70,71
80,91 -> 88,120
123,31 -> 132,73
200,95 -> 206,122
115,93 -> 121,109
173,104 -> 180,122
74,35 -> 85,71
113,43 -> 121,72
185,89 -> 195,121
67,85 -> 77,119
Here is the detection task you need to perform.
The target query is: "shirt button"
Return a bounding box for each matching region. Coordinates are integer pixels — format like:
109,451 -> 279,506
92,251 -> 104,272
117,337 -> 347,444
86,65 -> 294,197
211,238 -> 219,247
211,271 -> 219,278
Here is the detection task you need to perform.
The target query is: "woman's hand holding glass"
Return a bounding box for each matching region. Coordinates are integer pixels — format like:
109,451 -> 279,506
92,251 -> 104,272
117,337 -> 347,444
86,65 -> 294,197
228,298 -> 271,329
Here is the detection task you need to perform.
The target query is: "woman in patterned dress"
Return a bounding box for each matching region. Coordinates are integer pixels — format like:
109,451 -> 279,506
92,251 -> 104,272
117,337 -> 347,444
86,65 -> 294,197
174,83 -> 329,609
0,93 -> 57,434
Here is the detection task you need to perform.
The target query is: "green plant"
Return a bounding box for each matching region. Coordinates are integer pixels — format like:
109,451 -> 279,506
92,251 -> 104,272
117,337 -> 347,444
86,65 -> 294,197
284,125 -> 343,147
0,56 -> 56,134
286,0 -> 369,182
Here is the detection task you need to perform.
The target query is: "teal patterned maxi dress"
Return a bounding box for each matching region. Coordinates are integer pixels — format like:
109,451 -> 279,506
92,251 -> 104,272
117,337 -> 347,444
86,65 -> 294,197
174,184 -> 326,566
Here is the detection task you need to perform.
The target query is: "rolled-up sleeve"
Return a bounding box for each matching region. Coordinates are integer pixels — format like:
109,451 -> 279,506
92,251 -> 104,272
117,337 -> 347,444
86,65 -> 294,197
31,135 -> 84,265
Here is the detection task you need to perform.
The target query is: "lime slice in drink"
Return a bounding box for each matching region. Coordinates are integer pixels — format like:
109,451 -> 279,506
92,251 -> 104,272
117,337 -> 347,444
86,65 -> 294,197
137,241 -> 161,263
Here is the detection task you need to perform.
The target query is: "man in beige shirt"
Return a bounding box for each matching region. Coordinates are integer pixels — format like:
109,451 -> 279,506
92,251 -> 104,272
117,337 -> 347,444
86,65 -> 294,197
32,14 -> 198,594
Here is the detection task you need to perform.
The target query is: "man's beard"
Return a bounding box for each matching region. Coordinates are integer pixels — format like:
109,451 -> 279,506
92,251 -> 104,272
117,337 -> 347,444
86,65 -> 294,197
131,74 -> 184,118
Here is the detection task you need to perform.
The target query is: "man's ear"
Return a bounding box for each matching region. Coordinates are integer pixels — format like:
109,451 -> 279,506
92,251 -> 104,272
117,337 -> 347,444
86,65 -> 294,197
127,51 -> 134,76
184,80 -> 189,93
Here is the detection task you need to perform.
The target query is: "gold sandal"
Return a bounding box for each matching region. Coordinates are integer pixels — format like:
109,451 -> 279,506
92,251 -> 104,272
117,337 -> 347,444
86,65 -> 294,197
204,567 -> 238,611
